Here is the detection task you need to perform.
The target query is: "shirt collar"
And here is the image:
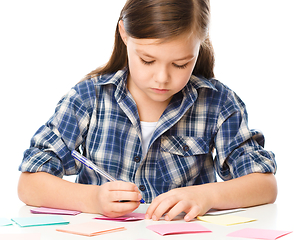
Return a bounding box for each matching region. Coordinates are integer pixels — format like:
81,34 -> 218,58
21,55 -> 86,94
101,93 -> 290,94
94,68 -> 129,102
182,74 -> 218,104
189,74 -> 218,91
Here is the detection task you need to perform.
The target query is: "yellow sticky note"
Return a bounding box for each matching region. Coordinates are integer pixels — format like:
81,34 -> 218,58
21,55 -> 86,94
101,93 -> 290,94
197,215 -> 256,226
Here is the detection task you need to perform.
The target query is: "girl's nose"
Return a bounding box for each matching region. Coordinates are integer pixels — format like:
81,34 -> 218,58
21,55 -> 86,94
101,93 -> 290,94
155,66 -> 170,84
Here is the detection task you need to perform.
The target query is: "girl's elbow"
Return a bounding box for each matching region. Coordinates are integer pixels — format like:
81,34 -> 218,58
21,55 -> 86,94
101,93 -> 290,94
266,173 -> 278,204
18,172 -> 36,206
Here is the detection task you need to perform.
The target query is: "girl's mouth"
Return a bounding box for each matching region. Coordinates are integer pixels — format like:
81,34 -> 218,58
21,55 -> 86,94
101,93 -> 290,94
151,88 -> 169,94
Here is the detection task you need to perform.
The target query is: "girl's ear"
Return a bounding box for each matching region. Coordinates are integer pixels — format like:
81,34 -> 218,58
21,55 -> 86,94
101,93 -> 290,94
118,20 -> 128,45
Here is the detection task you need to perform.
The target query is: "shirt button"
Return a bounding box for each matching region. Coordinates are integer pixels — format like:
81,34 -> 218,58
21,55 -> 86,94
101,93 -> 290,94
183,145 -> 190,152
134,156 -> 141,163
139,185 -> 146,191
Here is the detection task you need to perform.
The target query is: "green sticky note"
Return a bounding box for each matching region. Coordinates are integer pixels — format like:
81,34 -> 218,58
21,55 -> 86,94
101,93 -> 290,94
0,218 -> 13,226
11,216 -> 69,227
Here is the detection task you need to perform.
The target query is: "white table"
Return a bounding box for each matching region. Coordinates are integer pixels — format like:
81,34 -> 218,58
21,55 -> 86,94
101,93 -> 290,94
0,202 -> 293,239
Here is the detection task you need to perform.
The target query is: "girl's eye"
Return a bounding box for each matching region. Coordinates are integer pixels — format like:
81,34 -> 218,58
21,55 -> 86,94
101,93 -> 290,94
141,58 -> 155,65
140,58 -> 188,69
173,63 -> 188,69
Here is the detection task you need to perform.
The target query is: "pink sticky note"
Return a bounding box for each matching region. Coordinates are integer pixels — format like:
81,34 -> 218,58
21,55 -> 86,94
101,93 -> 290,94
146,222 -> 212,236
30,207 -> 81,215
227,228 -> 292,240
94,212 -> 145,221
0,233 -> 41,240
56,221 -> 126,237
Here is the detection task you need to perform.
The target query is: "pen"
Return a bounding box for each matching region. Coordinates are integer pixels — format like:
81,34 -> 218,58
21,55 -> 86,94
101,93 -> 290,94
71,150 -> 146,204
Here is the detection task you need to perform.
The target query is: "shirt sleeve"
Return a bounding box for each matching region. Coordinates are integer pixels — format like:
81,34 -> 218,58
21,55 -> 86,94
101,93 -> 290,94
213,90 -> 277,181
19,80 -> 95,178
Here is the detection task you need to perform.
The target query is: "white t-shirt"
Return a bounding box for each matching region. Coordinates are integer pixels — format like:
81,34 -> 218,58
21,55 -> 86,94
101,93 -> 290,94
140,121 -> 157,158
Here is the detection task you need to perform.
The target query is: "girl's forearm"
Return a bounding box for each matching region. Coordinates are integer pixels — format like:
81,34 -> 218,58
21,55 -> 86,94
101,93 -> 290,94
208,173 -> 277,210
18,172 -> 98,213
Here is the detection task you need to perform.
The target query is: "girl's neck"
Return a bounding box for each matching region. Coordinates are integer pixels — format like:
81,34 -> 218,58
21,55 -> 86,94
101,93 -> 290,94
135,93 -> 171,122
128,88 -> 171,122
138,101 -> 169,122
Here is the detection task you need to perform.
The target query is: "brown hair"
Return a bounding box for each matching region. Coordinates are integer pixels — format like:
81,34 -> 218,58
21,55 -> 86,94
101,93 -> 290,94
86,0 -> 214,79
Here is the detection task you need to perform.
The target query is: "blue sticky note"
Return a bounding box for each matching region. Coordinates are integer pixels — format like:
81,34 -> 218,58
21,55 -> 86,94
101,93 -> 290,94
0,218 -> 13,226
11,216 -> 69,227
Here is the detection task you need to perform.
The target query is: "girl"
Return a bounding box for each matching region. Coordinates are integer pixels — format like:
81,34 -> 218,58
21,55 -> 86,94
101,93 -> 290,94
18,0 -> 277,222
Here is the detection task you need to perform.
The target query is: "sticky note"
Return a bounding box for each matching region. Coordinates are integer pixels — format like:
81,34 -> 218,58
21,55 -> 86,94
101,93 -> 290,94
94,212 -> 145,221
0,218 -> 13,226
146,222 -> 212,236
11,216 -> 69,227
0,233 -> 41,240
30,207 -> 81,215
197,215 -> 256,226
205,208 -> 245,216
227,228 -> 292,240
56,221 -> 126,237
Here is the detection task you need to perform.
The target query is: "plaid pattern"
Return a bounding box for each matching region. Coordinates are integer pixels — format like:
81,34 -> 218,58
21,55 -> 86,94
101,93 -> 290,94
19,68 -> 276,203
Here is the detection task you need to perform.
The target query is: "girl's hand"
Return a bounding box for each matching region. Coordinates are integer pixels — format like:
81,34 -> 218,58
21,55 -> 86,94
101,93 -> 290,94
145,185 -> 214,222
92,181 -> 142,217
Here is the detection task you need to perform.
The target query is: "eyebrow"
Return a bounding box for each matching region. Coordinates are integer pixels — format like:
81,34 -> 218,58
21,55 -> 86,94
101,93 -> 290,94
137,50 -> 195,62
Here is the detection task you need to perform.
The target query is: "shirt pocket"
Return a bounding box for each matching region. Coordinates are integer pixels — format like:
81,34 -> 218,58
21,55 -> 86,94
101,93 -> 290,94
157,136 -> 211,188
161,136 -> 210,156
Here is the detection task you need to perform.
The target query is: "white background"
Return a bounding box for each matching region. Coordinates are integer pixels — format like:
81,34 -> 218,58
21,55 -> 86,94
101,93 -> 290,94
0,1 -> 293,209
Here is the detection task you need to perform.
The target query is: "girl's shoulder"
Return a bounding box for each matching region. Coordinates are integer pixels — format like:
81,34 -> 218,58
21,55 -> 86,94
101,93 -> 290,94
71,78 -> 97,104
192,75 -> 246,111
192,75 -> 238,99
70,69 -> 128,103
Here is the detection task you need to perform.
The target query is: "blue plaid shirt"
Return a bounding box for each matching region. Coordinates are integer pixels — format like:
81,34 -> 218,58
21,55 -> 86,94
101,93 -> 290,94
19,68 -> 276,203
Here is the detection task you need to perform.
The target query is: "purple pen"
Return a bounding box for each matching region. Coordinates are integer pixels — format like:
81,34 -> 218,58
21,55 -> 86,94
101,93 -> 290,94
71,150 -> 146,204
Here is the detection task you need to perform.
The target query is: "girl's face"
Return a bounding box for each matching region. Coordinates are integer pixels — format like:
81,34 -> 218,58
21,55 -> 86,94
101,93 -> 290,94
120,22 -> 201,109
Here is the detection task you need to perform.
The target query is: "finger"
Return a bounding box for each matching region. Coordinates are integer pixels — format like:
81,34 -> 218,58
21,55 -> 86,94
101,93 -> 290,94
111,190 -> 142,202
184,205 -> 201,222
106,181 -> 139,192
105,201 -> 140,218
148,197 -> 178,221
145,195 -> 164,219
164,200 -> 190,221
